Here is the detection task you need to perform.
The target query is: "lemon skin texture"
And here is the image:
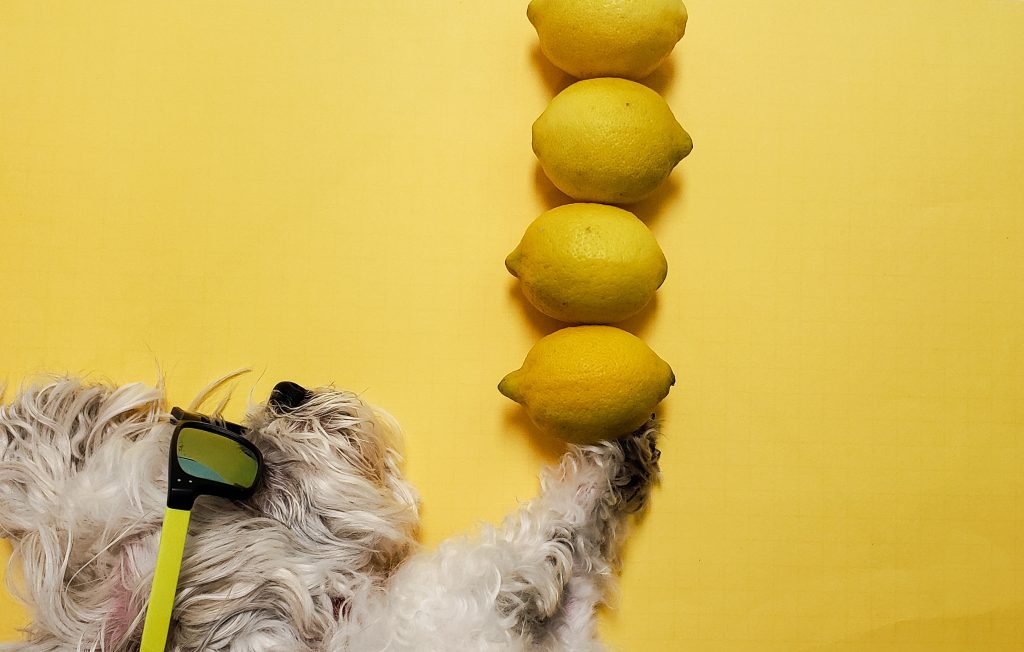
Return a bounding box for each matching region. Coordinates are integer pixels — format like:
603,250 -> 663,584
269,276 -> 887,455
528,0 -> 688,80
499,325 -> 675,444
506,203 -> 667,324
532,78 -> 693,204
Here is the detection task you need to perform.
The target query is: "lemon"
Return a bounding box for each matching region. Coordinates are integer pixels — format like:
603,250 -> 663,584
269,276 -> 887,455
506,203 -> 667,324
532,78 -> 692,204
528,0 -> 688,80
499,326 -> 674,443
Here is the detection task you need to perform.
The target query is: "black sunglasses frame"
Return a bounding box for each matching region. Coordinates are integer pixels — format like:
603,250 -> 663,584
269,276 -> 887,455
167,407 -> 264,510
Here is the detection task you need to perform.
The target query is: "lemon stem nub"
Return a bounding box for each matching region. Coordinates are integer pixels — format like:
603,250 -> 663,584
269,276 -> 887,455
505,248 -> 523,277
498,372 -> 524,403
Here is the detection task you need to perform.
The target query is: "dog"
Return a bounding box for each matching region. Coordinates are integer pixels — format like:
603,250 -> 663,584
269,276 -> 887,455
0,375 -> 660,651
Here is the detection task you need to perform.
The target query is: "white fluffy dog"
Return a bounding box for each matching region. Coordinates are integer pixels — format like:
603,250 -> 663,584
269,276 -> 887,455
0,376 -> 660,651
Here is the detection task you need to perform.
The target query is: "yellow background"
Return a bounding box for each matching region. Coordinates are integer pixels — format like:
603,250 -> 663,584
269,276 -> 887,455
2,1 -> 1022,650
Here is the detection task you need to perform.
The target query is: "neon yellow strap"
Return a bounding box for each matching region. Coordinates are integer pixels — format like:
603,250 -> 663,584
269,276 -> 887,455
140,507 -> 191,652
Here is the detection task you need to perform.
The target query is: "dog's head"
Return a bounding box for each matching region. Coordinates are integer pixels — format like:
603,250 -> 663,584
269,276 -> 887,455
244,381 -> 420,568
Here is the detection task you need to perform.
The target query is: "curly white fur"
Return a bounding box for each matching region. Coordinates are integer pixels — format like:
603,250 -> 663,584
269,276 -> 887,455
0,377 -> 660,651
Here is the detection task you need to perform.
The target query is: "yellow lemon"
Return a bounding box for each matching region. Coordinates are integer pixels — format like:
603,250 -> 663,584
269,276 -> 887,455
532,78 -> 692,204
506,203 -> 667,324
528,0 -> 688,80
499,326 -> 674,443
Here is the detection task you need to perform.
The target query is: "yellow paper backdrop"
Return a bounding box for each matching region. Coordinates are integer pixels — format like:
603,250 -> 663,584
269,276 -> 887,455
2,1 -> 1022,650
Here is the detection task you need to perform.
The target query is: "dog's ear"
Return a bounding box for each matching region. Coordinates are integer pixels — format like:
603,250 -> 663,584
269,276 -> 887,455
0,378 -> 164,538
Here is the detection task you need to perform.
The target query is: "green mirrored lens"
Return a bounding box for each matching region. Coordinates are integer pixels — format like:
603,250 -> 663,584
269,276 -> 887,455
175,427 -> 259,489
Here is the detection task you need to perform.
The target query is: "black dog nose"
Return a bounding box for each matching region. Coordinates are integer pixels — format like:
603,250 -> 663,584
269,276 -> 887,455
270,381 -> 311,410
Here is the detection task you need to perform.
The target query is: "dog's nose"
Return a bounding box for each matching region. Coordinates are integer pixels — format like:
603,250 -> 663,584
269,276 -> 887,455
270,381 -> 311,410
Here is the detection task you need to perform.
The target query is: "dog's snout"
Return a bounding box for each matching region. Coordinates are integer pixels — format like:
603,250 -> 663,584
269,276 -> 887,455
270,381 -> 312,410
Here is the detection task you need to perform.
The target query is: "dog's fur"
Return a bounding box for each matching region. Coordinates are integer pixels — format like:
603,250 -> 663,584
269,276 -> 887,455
0,377 -> 660,651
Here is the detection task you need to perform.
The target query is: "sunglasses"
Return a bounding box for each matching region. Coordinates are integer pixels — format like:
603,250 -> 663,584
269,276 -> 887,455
140,407 -> 264,652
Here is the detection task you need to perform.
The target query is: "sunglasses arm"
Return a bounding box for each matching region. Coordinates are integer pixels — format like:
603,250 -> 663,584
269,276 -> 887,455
140,507 -> 192,652
169,407 -> 247,436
